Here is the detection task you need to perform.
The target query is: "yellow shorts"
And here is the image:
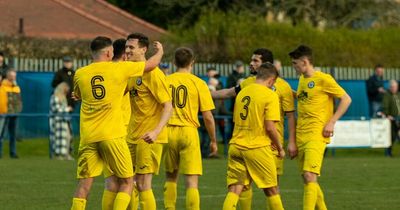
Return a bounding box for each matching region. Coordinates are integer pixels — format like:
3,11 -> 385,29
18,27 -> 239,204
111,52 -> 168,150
227,145 -> 277,189
297,140 -> 327,175
164,126 -> 202,175
77,137 -> 133,179
129,141 -> 163,175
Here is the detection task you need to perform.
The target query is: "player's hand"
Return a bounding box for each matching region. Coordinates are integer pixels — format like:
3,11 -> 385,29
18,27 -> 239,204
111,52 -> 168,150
323,121 -> 335,138
153,41 -> 163,54
66,106 -> 73,112
287,141 -> 298,159
142,130 -> 160,144
209,141 -> 218,156
277,148 -> 285,159
71,92 -> 81,101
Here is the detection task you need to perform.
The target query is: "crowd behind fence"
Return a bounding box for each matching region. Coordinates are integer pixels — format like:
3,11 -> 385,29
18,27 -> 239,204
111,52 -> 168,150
5,57 -> 400,80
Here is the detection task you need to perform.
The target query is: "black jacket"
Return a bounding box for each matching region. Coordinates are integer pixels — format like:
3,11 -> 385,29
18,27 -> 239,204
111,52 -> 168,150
366,74 -> 384,102
51,67 -> 75,108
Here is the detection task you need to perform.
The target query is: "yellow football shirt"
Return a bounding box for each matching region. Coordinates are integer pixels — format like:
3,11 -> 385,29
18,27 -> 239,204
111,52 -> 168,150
296,71 -> 346,143
122,94 -> 131,128
230,83 -> 281,149
167,72 -> 215,127
127,67 -> 171,143
272,77 -> 295,143
240,76 -> 256,89
73,61 -> 145,144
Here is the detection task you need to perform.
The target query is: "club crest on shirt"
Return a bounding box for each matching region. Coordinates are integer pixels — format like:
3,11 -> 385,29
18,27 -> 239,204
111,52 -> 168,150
136,78 -> 142,86
308,81 -> 315,89
298,90 -> 308,101
271,85 -> 276,91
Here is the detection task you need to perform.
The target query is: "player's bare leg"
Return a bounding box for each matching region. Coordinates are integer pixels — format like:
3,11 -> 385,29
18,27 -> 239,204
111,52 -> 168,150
71,177 -> 94,210
102,175 -> 119,210
263,187 -> 284,210
164,170 -> 179,210
303,171 -> 327,210
112,176 -> 133,210
185,174 -> 200,210
136,173 -> 156,210
223,184 -> 244,210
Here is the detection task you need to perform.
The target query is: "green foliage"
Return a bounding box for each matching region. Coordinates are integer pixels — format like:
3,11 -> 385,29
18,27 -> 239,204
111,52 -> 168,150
165,10 -> 400,67
0,36 -> 91,59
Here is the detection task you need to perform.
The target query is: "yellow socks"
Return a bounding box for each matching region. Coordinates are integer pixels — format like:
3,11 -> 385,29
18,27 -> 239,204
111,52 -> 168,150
113,192 -> 131,210
223,192 -> 239,210
186,188 -> 200,210
139,189 -> 156,210
304,183 -> 318,210
71,198 -> 86,210
267,194 -> 284,210
102,190 -> 117,210
316,184 -> 327,210
239,188 -> 253,210
164,182 -> 177,210
128,186 -> 139,210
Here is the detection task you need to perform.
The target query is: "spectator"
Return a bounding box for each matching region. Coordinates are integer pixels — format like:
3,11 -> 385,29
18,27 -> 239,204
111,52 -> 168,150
200,78 -> 230,158
227,60 -> 245,88
227,60 -> 245,112
367,64 -> 385,117
0,69 -> 22,159
382,80 -> 400,157
51,56 -> 75,110
160,62 -> 171,75
206,66 -> 223,90
49,82 -> 74,160
0,52 -> 9,79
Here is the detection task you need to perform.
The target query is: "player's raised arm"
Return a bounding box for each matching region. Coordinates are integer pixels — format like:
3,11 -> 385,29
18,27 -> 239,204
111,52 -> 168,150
265,120 -> 285,159
144,41 -> 164,72
211,86 -> 237,99
323,93 -> 352,137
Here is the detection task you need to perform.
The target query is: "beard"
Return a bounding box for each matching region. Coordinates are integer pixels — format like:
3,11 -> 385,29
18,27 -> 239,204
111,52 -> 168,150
250,67 -> 257,75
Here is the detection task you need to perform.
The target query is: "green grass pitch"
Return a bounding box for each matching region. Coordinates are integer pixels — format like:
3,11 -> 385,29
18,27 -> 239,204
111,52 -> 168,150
0,139 -> 399,210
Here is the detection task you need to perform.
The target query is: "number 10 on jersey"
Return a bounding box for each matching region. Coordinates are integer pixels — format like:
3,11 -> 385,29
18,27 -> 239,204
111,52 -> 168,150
170,84 -> 188,108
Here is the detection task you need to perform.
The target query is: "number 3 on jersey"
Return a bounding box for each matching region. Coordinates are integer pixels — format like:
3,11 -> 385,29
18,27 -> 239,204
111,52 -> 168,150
240,96 -> 251,120
91,75 -> 106,99
170,84 -> 187,108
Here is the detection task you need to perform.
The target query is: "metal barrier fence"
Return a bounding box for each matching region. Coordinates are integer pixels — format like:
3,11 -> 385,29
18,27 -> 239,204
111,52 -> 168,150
5,57 -> 400,80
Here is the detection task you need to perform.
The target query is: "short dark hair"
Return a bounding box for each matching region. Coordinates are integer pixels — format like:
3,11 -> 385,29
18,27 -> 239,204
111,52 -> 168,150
112,38 -> 126,60
289,45 -> 313,64
0,52 -> 4,57
253,48 -> 274,63
207,66 -> 216,72
375,64 -> 384,70
174,47 -> 195,68
90,36 -> 112,53
256,62 -> 278,80
127,33 -> 149,48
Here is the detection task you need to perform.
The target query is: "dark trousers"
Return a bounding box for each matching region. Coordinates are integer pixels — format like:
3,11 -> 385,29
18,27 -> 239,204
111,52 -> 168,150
0,116 -> 18,157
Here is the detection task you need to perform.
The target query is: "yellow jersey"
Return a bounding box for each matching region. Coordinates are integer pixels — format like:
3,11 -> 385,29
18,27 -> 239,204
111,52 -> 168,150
240,76 -> 256,89
272,77 -> 295,143
127,67 -> 171,143
167,72 -> 215,127
73,61 -> 145,144
122,94 -> 131,128
230,83 -> 281,149
296,71 -> 346,143
240,76 -> 294,143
